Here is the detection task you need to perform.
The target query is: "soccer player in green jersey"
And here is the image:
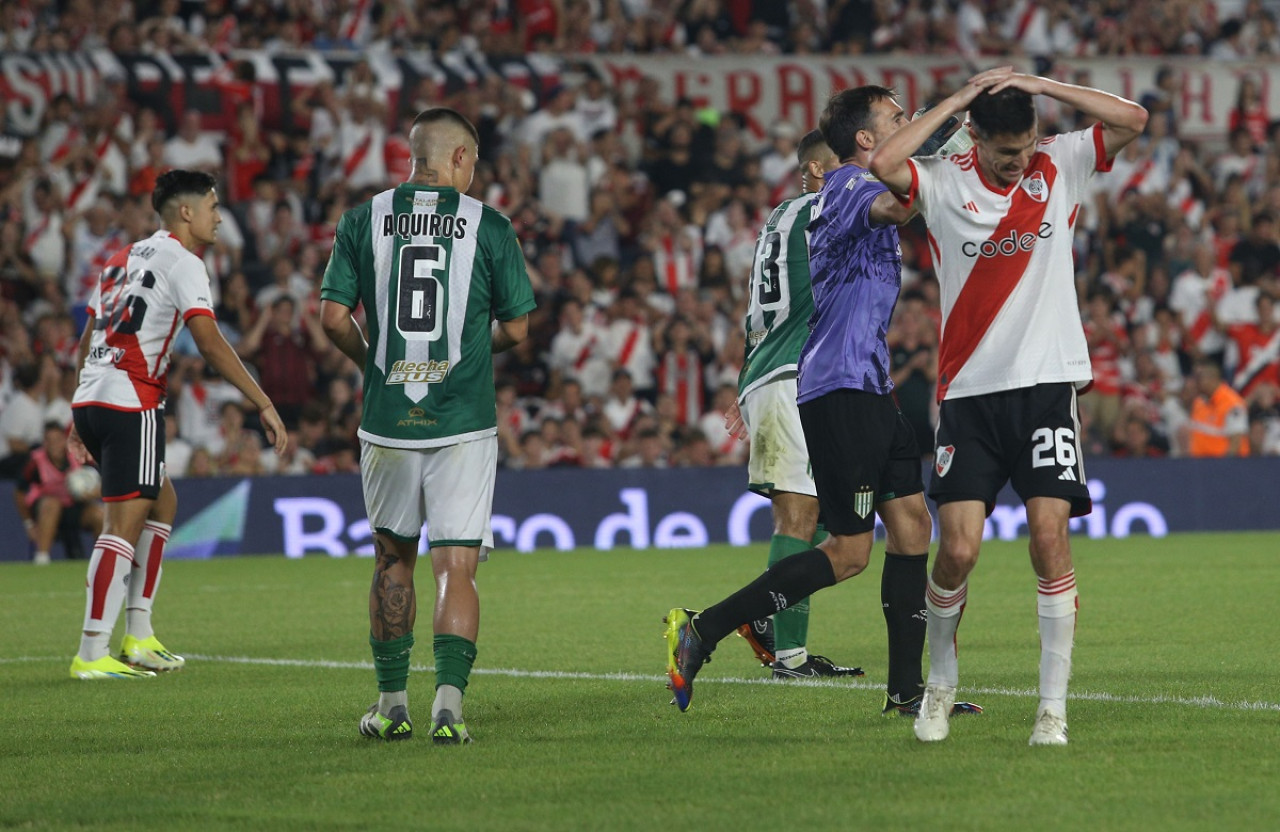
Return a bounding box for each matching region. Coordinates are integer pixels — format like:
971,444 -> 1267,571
320,108 -> 536,744
732,130 -> 864,681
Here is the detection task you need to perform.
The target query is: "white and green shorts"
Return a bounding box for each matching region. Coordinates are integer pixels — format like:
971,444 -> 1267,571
740,375 -> 816,499
359,435 -> 497,558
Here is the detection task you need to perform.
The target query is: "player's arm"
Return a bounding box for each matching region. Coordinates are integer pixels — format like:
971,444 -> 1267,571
75,314 -> 94,379
493,314 -> 528,354
869,66 -> 1014,193
320,299 -> 369,368
868,190 -> 917,226
987,73 -> 1148,161
187,314 -> 288,455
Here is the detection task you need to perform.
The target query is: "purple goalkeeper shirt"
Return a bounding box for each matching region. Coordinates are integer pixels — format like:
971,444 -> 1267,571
796,163 -> 903,403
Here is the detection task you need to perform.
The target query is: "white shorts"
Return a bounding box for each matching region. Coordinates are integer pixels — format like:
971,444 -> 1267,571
740,376 -> 816,498
359,436 -> 497,559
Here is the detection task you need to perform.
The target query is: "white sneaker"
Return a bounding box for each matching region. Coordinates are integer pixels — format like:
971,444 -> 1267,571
913,683 -> 956,742
1029,707 -> 1068,746
33,552 -> 51,566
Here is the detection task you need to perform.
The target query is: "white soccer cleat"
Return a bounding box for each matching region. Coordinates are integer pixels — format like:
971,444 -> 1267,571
913,683 -> 956,742
1029,707 -> 1069,746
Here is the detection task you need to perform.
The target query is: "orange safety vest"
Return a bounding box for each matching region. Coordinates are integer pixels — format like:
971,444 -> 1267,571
1188,383 -> 1250,457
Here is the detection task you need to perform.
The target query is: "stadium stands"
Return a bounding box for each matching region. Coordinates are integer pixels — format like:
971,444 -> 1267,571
2,0 -> 1279,484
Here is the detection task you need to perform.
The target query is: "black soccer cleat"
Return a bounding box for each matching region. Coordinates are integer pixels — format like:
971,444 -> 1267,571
430,709 -> 473,745
772,654 -> 864,680
882,694 -> 984,717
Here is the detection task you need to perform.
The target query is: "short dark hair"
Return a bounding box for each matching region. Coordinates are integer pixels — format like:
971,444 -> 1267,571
819,85 -> 895,161
152,169 -> 217,216
411,107 -> 480,146
796,129 -> 831,165
968,88 -> 1037,140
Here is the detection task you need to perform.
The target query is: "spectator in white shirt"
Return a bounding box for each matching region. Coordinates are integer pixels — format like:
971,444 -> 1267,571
164,110 -> 223,172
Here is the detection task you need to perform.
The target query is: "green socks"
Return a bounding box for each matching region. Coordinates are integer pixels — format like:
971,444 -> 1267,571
433,634 -> 478,693
370,632 -> 414,693
768,534 -> 813,654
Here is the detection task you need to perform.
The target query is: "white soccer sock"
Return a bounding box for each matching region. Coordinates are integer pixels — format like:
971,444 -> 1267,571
433,684 -> 464,721
127,521 -> 172,640
1037,571 -> 1078,717
79,535 -> 136,661
775,647 -> 808,669
924,577 -> 967,689
378,690 -> 408,716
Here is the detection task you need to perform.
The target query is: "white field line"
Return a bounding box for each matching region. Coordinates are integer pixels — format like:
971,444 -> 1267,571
6,653 -> 1278,713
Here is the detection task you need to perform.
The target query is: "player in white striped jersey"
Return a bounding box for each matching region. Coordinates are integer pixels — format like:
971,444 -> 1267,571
68,170 -> 287,681
872,67 -> 1148,745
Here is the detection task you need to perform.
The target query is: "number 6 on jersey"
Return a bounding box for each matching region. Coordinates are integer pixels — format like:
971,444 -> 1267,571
397,243 -> 446,340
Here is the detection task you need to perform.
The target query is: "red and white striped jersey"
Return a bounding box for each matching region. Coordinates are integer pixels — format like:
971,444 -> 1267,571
73,231 -> 216,411
902,123 -> 1111,402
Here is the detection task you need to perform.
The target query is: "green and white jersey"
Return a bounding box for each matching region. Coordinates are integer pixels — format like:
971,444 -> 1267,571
321,184 -> 536,449
737,192 -> 818,401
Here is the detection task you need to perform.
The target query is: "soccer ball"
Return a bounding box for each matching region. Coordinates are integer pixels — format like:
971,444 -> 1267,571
66,467 -> 102,501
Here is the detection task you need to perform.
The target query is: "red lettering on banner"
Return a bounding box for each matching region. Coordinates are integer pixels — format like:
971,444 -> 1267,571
1180,71 -> 1213,125
673,72 -> 710,110
600,61 -> 646,97
826,66 -> 868,95
1117,68 -> 1134,101
727,70 -> 764,136
928,63 -> 967,90
777,64 -> 814,129
880,68 -> 919,112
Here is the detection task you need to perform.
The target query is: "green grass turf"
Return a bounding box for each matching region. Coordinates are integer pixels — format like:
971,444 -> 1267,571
0,532 -> 1277,831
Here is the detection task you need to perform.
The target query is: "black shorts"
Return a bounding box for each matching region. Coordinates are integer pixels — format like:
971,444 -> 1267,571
798,389 -> 923,536
928,383 -> 1091,517
72,406 -> 165,502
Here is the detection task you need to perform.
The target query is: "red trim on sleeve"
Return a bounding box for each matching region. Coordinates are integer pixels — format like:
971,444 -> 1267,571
1092,122 -> 1113,172
182,308 -> 217,323
103,490 -> 143,502
86,306 -> 96,317
894,159 -> 920,208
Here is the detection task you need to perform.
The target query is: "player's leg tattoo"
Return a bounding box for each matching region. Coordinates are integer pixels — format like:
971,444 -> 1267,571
370,537 -> 416,640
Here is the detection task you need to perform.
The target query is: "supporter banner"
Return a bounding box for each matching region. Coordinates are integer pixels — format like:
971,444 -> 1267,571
0,48 -> 560,136
1,458 -> 1276,562
2,50 -> 1273,141
582,54 -> 1279,141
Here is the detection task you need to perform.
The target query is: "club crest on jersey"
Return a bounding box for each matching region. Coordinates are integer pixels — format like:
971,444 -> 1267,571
935,445 -> 956,477
853,485 -> 874,519
1022,171 -> 1049,203
386,359 -> 450,385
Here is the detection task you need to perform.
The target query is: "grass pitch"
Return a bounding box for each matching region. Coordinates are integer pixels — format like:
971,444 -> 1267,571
1,532 -> 1277,831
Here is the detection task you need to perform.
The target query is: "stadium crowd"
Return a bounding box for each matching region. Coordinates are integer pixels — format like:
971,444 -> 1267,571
2,0 -> 1280,489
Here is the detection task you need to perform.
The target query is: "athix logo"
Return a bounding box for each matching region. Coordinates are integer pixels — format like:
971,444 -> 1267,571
935,445 -> 955,477
961,222 -> 1054,258
1022,170 -> 1049,203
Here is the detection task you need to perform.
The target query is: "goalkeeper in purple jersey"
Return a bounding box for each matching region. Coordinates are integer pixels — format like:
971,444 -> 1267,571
666,88 -> 981,718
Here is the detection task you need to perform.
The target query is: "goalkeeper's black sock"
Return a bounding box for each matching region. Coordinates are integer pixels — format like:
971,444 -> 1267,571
882,552 -> 928,702
694,549 -> 837,648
